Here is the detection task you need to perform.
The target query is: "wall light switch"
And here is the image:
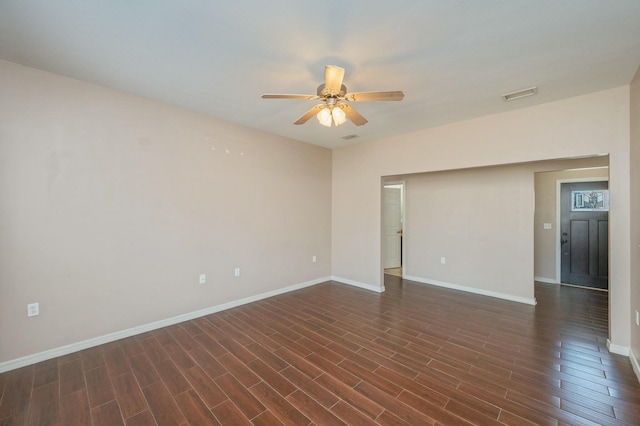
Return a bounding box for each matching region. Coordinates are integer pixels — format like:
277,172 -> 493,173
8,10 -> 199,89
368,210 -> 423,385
312,256 -> 317,263
234,268 -> 240,277
440,257 -> 446,264
199,274 -> 206,284
544,223 -> 552,230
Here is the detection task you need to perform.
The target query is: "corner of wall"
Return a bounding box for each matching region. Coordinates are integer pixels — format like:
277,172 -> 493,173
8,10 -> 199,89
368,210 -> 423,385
630,347 -> 640,384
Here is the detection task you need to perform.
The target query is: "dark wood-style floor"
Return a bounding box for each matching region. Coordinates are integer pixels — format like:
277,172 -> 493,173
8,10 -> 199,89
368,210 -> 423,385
1,276 -> 639,425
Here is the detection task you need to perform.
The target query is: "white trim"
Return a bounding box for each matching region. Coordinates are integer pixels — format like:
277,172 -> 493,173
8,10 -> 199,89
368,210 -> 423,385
331,276 -> 385,293
630,348 -> 640,384
557,282 -> 608,292
404,275 -> 537,306
534,276 -> 559,284
0,276 -> 331,374
606,339 -> 630,356
555,176 -> 608,283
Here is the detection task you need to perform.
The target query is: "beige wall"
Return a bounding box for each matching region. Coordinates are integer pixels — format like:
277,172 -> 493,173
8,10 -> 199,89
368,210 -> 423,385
630,66 -> 640,372
403,165 -> 536,302
0,60 -> 332,365
332,86 -> 632,349
534,162 -> 609,282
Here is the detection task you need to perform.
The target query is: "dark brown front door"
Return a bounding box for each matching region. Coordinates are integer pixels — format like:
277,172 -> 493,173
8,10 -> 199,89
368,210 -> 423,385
560,182 -> 609,289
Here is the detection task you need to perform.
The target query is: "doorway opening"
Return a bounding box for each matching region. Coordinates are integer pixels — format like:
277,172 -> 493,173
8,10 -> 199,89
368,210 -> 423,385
533,165 -> 609,292
383,182 -> 404,277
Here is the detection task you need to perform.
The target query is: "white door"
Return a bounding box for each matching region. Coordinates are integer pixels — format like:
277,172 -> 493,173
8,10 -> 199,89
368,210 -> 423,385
383,187 -> 402,269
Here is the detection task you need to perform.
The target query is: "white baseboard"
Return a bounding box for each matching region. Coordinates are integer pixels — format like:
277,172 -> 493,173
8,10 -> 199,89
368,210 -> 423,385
630,348 -> 640,384
330,276 -> 385,293
403,275 -> 537,306
534,276 -> 559,284
607,339 -> 630,356
0,276 -> 331,374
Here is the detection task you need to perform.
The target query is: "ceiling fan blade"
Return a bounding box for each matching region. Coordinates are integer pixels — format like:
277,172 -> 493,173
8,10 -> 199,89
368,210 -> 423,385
345,91 -> 404,102
294,105 -> 325,125
341,104 -> 368,126
324,65 -> 345,95
262,94 -> 319,100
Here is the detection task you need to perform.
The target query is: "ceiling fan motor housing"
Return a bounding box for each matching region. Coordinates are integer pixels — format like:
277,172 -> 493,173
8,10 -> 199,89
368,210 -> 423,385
317,83 -> 347,98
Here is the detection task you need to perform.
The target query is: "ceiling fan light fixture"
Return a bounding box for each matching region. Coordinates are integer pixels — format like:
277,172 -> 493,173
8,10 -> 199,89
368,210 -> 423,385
263,65 -> 404,127
317,107 -> 332,127
332,107 -> 347,126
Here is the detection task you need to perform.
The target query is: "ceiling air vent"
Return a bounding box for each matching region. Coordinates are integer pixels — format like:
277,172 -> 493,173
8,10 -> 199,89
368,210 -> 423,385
341,134 -> 359,140
502,87 -> 537,102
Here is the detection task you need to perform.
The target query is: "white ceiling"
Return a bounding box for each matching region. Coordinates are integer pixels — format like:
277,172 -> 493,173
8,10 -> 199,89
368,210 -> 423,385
2,1 -> 640,149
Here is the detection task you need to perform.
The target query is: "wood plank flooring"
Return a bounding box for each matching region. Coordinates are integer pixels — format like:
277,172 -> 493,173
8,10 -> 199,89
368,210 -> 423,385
383,268 -> 402,277
1,277 -> 639,425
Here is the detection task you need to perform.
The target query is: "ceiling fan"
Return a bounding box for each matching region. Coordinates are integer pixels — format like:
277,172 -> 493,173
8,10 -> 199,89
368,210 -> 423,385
261,65 -> 404,127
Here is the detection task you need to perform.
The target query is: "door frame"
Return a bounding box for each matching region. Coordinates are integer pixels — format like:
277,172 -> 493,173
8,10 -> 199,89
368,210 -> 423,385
555,176 -> 608,284
382,180 -> 406,277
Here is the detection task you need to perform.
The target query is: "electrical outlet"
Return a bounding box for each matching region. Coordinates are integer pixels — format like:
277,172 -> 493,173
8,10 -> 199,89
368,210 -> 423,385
312,256 -> 317,263
440,257 -> 446,264
27,303 -> 39,317
199,274 -> 206,284
636,310 -> 640,326
234,268 -> 240,277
